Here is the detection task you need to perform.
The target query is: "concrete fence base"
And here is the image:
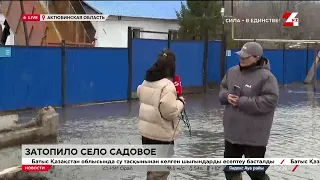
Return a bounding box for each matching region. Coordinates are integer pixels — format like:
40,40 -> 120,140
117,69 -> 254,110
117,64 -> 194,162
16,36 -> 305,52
0,166 -> 49,180
0,106 -> 59,149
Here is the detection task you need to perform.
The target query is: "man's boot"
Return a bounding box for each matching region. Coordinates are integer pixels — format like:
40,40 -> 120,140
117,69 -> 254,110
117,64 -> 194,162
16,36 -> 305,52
225,173 -> 242,180
146,171 -> 170,180
248,173 -> 270,180
262,174 -> 270,180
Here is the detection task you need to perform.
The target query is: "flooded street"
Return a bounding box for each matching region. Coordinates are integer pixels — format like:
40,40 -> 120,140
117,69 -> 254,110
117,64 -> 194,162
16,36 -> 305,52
1,84 -> 320,180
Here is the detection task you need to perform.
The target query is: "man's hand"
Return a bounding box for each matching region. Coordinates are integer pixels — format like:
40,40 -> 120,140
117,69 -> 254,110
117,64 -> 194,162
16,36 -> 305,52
227,94 -> 239,106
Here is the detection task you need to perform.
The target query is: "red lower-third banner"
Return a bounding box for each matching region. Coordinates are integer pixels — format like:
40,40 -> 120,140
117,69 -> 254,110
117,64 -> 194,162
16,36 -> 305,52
22,165 -> 52,172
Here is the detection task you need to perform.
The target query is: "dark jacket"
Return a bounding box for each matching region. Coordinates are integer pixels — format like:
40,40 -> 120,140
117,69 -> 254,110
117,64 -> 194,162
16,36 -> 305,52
219,58 -> 279,147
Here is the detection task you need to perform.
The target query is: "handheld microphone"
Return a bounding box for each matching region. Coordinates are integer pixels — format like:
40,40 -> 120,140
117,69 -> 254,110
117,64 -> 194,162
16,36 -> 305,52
173,75 -> 191,136
174,75 -> 182,97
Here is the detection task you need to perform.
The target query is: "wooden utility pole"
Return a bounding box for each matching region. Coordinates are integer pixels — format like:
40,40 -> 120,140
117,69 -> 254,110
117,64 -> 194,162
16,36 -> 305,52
313,43 -> 318,92
220,0 -> 226,81
20,0 -> 29,46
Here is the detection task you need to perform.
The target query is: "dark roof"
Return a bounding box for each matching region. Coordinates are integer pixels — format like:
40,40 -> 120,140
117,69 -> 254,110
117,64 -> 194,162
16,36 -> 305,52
81,1 -> 103,14
107,15 -> 178,22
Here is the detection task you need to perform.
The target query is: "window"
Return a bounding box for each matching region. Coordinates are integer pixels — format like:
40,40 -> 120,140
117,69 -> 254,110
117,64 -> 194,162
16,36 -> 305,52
132,28 -> 141,38
170,30 -> 179,40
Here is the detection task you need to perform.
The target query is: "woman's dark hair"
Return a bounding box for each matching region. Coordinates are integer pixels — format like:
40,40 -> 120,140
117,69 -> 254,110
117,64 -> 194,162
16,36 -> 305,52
145,49 -> 176,82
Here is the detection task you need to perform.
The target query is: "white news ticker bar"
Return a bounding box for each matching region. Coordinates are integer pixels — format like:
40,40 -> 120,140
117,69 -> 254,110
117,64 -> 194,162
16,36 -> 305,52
233,38 -> 320,44
40,14 -> 109,22
22,158 -> 320,166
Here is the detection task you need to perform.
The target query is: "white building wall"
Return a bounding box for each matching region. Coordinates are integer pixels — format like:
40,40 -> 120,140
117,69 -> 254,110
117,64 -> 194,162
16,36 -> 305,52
0,13 -> 14,45
92,17 -> 179,48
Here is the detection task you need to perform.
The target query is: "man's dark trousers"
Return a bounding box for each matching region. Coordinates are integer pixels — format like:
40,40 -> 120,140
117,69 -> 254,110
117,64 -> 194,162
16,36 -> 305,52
224,140 -> 269,180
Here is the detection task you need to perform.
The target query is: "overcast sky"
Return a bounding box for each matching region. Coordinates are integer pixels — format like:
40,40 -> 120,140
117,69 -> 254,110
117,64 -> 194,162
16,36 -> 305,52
85,1 -> 185,19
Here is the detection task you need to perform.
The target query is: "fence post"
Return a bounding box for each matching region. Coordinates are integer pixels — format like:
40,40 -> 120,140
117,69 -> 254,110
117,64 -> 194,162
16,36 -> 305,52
306,43 -> 309,77
313,43 -> 317,92
127,27 -> 133,101
61,40 -> 66,108
282,42 -> 285,85
203,29 -> 209,93
220,33 -> 226,81
168,30 -> 172,49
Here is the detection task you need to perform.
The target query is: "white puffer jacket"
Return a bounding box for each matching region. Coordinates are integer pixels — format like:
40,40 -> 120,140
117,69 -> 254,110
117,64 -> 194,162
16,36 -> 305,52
137,78 -> 184,142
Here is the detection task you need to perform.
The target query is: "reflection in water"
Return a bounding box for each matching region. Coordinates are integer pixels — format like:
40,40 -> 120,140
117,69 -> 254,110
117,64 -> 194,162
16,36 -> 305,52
0,85 -> 320,180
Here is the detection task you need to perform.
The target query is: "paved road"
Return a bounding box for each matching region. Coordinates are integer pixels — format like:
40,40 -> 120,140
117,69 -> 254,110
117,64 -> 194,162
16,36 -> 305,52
1,84 -> 320,180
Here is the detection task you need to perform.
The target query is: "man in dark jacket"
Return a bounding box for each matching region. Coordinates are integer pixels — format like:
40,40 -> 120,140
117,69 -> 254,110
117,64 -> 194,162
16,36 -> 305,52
219,42 -> 279,180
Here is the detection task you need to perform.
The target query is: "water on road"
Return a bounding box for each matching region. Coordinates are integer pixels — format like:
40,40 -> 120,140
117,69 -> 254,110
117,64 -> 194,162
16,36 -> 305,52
1,84 -> 320,180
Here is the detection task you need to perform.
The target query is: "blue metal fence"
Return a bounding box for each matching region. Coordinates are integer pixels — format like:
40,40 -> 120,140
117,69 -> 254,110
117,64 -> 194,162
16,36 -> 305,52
171,41 -> 204,87
65,47 -> 128,105
0,47 -> 61,111
0,42 -> 319,111
131,39 -> 167,93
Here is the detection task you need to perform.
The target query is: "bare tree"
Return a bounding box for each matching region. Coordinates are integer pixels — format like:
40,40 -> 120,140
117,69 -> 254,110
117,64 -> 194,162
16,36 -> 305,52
228,1 -> 320,48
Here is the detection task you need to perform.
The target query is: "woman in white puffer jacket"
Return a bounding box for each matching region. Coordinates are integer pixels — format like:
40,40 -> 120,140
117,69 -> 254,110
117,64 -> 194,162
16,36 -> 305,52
137,49 -> 185,180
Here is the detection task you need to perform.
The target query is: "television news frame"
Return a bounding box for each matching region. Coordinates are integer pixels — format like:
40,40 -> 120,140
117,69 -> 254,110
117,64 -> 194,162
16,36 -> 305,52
127,27 -> 210,101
